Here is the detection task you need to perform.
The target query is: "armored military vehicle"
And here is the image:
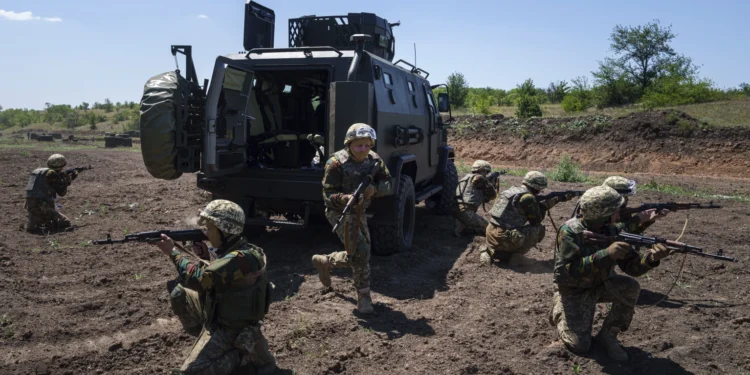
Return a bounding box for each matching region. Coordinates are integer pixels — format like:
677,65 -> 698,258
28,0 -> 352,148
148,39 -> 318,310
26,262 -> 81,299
139,2 -> 458,255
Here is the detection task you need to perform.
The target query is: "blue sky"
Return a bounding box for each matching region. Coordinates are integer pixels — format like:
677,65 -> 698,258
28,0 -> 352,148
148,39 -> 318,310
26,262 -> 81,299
1,0 -> 748,110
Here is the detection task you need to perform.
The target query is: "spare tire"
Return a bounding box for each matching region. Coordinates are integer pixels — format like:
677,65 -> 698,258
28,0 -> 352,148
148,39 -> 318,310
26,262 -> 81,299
139,71 -> 187,180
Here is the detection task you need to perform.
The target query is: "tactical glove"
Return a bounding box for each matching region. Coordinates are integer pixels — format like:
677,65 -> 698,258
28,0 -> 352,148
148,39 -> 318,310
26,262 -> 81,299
606,241 -> 631,260
648,243 -> 671,263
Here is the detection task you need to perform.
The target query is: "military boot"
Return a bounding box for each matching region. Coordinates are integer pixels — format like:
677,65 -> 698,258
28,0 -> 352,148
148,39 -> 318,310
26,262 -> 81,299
596,327 -> 629,361
356,288 -> 374,314
478,245 -> 492,266
311,255 -> 331,289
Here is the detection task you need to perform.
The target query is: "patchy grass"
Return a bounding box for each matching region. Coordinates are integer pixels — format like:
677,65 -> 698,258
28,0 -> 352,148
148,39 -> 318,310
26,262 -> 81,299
448,98 -> 750,127
640,180 -> 750,203
0,138 -> 140,153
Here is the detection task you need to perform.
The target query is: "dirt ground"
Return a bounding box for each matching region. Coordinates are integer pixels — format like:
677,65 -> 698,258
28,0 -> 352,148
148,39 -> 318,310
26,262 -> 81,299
1,113 -> 749,375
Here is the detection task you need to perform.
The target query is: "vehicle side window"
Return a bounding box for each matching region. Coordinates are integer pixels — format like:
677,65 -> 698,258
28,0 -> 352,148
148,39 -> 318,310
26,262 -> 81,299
383,72 -> 393,86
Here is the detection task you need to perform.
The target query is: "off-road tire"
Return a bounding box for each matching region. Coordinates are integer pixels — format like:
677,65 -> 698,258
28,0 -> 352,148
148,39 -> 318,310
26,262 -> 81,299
371,175 -> 415,256
428,159 -> 458,215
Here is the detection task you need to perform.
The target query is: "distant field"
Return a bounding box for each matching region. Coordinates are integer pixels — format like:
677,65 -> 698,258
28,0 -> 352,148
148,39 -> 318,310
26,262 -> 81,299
451,97 -> 750,127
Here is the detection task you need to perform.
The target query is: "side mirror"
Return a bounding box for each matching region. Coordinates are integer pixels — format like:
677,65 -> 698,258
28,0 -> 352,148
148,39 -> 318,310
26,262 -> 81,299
437,93 -> 450,113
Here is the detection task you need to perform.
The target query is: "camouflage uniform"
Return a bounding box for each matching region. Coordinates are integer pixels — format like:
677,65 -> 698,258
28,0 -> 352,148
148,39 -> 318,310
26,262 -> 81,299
169,200 -> 276,375
313,123 -> 392,314
25,154 -> 78,233
452,160 -> 497,236
320,149 -> 392,288
550,186 -> 662,361
482,171 -> 551,263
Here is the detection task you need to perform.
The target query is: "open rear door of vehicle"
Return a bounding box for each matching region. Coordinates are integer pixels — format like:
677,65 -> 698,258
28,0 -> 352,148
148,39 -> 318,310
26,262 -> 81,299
203,60 -> 255,177
244,1 -> 275,50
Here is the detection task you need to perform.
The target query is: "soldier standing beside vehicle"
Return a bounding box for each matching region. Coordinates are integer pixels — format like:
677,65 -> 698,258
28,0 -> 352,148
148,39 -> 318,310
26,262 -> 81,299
311,123 -> 393,315
152,199 -> 277,375
550,186 -> 672,361
479,171 -> 575,266
24,153 -> 78,233
452,160 -> 497,237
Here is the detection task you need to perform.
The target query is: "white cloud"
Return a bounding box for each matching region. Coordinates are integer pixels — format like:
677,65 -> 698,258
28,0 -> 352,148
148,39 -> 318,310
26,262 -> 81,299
197,14 -> 208,19
0,9 -> 62,22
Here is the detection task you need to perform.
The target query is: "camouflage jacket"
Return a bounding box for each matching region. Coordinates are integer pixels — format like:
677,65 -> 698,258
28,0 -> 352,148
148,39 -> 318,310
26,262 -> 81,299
456,173 -> 497,208
489,185 -> 546,228
322,148 -> 393,211
553,217 -> 659,292
171,238 -> 266,294
26,167 -> 76,200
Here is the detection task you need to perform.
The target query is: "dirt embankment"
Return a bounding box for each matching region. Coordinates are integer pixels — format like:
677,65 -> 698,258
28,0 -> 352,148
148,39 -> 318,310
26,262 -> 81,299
447,110 -> 750,178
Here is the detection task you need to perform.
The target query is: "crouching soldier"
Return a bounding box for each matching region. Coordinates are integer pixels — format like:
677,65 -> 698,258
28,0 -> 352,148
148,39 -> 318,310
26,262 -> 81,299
480,171 -> 574,265
152,199 -> 277,375
550,186 -> 672,361
25,153 -> 78,233
452,160 -> 497,237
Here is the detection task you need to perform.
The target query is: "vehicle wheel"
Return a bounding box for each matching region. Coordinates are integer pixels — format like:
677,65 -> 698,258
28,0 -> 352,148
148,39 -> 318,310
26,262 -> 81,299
371,175 -> 415,256
429,159 -> 458,215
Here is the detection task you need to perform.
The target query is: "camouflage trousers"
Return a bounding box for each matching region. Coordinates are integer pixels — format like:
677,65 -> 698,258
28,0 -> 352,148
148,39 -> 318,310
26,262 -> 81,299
451,203 -> 488,235
169,284 -> 276,375
483,223 -> 545,261
550,275 -> 640,354
25,198 -> 71,233
323,209 -> 371,291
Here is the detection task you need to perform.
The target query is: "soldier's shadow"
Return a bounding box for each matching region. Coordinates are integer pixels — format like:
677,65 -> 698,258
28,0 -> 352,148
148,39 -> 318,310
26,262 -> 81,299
591,345 -> 695,375
338,296 -> 435,340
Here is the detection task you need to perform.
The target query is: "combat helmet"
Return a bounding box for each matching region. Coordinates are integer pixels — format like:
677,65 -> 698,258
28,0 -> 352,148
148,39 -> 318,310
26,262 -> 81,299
198,199 -> 245,235
47,154 -> 67,169
344,123 -> 377,146
602,176 -> 636,196
579,186 -> 624,221
522,171 -> 548,191
471,160 -> 491,174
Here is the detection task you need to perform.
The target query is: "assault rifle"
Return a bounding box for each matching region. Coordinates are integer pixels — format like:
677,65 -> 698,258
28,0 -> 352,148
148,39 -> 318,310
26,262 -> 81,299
620,201 -> 722,216
535,190 -> 585,203
332,175 -> 373,233
582,230 -> 738,262
92,229 -> 207,245
65,165 -> 93,174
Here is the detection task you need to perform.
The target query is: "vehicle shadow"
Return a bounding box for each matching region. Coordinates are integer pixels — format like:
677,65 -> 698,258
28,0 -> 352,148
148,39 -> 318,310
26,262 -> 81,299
251,205 -> 472,302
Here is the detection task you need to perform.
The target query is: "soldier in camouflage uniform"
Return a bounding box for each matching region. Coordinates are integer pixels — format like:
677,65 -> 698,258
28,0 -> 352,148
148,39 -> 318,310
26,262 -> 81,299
571,176 -> 670,234
452,160 -> 497,237
480,171 -> 575,265
153,200 -> 277,375
550,186 -> 672,361
311,123 -> 393,315
24,154 -> 78,233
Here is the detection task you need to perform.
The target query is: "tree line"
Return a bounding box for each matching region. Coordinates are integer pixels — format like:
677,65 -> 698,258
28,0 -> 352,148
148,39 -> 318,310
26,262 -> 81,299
436,20 -> 750,118
0,99 -> 140,131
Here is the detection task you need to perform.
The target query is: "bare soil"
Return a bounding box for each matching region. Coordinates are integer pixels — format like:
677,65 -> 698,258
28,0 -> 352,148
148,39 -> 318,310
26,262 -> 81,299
1,112 -> 749,375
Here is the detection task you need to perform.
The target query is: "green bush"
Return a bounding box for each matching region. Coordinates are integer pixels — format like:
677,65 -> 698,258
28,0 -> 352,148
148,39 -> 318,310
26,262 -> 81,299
561,95 -> 588,113
515,79 -> 543,118
548,153 -> 588,182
